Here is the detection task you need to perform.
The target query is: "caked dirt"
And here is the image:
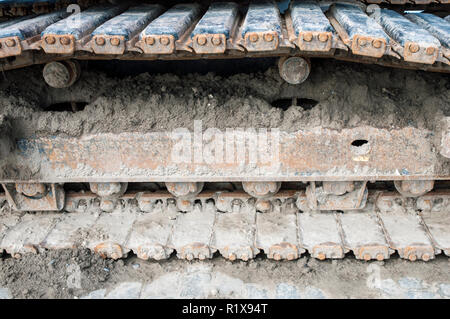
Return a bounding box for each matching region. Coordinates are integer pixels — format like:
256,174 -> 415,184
0,59 -> 448,138
0,248 -> 449,299
0,58 -> 449,179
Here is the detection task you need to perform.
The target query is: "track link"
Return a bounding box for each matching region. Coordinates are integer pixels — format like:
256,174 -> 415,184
1,189 -> 449,262
0,1 -> 449,72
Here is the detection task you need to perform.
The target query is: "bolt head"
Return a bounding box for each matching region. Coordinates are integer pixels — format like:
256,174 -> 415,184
363,254 -> 371,261
211,35 -> 221,46
228,253 -> 236,261
160,36 -> 170,46
264,33 -> 274,42
318,33 -> 328,42
358,38 -> 367,46
60,36 -> 70,45
372,39 -> 382,49
287,253 -> 295,261
425,47 -> 435,55
409,44 -> 419,53
303,33 -> 313,42
317,253 -> 326,261
45,36 -> 56,45
376,254 -> 384,261
5,39 -> 15,47
110,37 -> 120,46
273,253 -> 281,261
422,253 -> 430,261
408,254 -> 417,262
249,34 -> 259,43
145,37 -> 155,45
197,35 -> 207,46
95,37 -> 105,46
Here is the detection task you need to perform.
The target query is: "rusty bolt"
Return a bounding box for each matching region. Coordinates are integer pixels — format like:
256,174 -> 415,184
45,36 -> 56,45
409,43 -> 419,53
287,253 -> 295,261
376,254 -> 384,261
228,253 -> 236,261
5,39 -> 16,47
186,253 -> 194,261
160,36 -> 170,46
421,253 -> 430,262
363,254 -> 371,261
303,32 -> 313,42
95,37 -> 105,46
197,35 -> 207,46
145,37 -> 155,45
318,33 -> 328,42
60,36 -> 70,45
425,47 -> 435,55
212,35 -> 221,46
358,38 -> 367,47
241,254 -> 249,261
408,254 -> 417,262
110,37 -> 120,46
273,253 -> 281,261
372,39 -> 382,49
255,199 -> 271,212
264,33 -> 274,42
249,34 -> 259,43
15,183 -> 47,197
317,253 -> 326,261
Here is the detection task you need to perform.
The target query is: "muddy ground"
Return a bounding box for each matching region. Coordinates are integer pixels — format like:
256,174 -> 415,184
0,249 -> 449,299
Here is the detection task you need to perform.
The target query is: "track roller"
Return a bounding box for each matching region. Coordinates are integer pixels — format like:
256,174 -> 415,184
42,60 -> 81,88
165,182 -> 204,198
89,182 -> 128,212
394,180 -> 434,198
242,182 -> 281,199
278,56 -> 311,84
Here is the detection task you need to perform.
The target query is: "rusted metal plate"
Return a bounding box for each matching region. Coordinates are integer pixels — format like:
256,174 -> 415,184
377,210 -> 437,261
126,205 -> 175,260
212,203 -> 259,261
287,1 -> 333,52
297,211 -> 347,259
169,200 -> 216,260
255,199 -> 304,260
2,183 -> 65,211
83,208 -> 136,259
41,210 -> 100,250
338,211 -> 393,260
8,126 -> 446,183
420,210 -> 450,256
0,213 -> 60,256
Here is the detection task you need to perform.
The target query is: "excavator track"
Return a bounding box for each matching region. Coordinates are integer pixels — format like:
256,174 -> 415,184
0,0 -> 449,74
0,187 -> 449,261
